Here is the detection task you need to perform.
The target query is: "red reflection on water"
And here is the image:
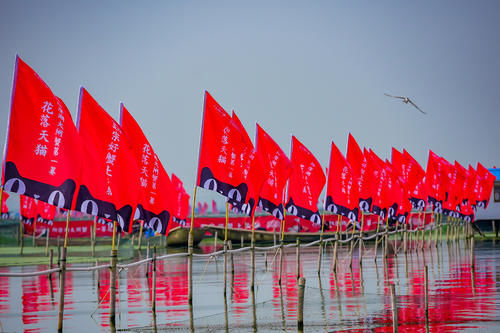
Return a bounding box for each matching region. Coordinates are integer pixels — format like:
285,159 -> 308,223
0,268 -> 9,314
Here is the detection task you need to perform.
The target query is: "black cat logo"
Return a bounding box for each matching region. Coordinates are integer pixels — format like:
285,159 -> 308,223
137,204 -> 170,235
199,167 -> 248,205
75,185 -> 133,232
325,196 -> 359,222
258,197 -> 284,220
286,197 -> 322,225
3,161 -> 76,209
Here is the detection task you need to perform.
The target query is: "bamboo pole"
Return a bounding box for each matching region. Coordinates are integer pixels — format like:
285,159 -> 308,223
223,201 -> 229,296
317,209 -> 326,275
20,220 -> 24,255
390,283 -> 398,333
359,212 -> 365,267
45,227 -> 50,256
109,221 -> 118,329
384,215 -> 390,259
138,220 -> 144,250
374,215 -> 381,262
91,223 -> 95,257
297,277 -> 306,332
250,214 -> 256,291
0,187 -> 3,222
57,212 -> 71,332
424,265 -> 429,324
214,231 -> 218,250
296,238 -> 301,280
349,218 -> 357,268
333,215 -> 341,272
279,209 -> 286,285
470,237 -> 475,270
152,246 -> 157,312
32,218 -> 37,247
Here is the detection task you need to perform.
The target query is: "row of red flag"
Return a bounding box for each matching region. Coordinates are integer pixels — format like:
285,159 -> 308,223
1,56 -> 190,235
196,92 -> 496,225
1,56 -> 495,238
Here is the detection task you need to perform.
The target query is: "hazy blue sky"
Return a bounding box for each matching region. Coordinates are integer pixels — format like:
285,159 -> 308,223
1,1 -> 499,208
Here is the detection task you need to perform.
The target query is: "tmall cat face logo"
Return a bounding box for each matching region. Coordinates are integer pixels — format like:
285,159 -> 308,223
325,196 -> 359,222
4,161 -> 76,209
200,167 -> 248,205
75,185 -> 133,232
359,198 -> 372,213
286,198 -> 321,225
139,205 -> 170,235
258,198 -> 284,220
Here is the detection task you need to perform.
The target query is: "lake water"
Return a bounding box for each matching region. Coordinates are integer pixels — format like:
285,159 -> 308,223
0,236 -> 499,332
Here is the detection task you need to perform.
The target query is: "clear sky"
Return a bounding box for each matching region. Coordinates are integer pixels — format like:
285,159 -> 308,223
1,1 -> 499,209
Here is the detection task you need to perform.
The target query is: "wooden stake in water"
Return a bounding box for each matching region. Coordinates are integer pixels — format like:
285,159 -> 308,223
390,283 -> 398,333
152,246 -> 157,312
296,238 -> 301,280
374,215 -> 381,262
359,212 -> 365,267
223,201 -> 229,296
45,227 -> 50,256
470,237 -> 475,270
424,265 -> 429,322
333,215 -> 341,273
109,221 -> 118,329
57,211 -> 71,332
138,220 -> 144,250
214,230 -> 218,251
250,214 -> 256,291
297,277 -> 306,332
19,219 -> 24,255
317,209 -> 326,275
32,218 -> 37,247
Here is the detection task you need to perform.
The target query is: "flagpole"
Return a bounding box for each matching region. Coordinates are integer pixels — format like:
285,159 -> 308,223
358,211 -> 365,267
58,209 -> 71,331
189,186 -> 197,248
374,215 -> 381,262
333,214 -> 341,272
111,220 -> 117,251
0,187 -> 3,222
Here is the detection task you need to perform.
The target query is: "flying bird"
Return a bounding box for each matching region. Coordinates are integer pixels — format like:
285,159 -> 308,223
384,93 -> 426,114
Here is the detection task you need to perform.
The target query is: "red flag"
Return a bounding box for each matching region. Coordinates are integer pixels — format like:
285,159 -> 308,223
2,56 -> 83,209
1,192 -> 9,216
196,92 -> 249,204
346,134 -> 372,212
402,149 -> 426,192
171,173 -> 190,225
37,200 -> 57,221
460,167 -> 475,222
255,124 -> 292,219
75,88 -> 140,233
476,163 -> 496,209
325,140 -> 359,221
229,111 -> 266,216
285,136 -> 326,224
120,104 -> 174,234
410,178 -> 427,211
367,149 -> 389,219
385,161 -> 404,221
425,150 -> 447,211
20,195 -> 38,222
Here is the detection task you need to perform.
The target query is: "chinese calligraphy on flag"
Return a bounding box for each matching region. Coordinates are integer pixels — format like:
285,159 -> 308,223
255,124 -> 292,220
285,136 -> 326,224
121,104 -> 175,235
2,56 -> 83,209
75,88 -> 139,232
197,91 -> 249,205
325,140 -> 359,221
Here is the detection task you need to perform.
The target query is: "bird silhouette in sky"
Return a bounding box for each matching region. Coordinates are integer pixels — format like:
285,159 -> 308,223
384,93 -> 426,114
